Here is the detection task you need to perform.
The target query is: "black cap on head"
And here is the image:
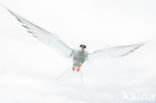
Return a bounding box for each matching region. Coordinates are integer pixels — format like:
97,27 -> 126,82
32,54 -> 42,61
80,44 -> 86,48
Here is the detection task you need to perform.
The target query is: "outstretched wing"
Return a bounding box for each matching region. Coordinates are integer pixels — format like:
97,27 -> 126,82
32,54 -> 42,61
89,42 -> 146,59
5,7 -> 73,57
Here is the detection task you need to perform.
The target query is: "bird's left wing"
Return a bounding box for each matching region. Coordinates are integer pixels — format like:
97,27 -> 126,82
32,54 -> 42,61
89,42 -> 146,60
4,7 -> 73,57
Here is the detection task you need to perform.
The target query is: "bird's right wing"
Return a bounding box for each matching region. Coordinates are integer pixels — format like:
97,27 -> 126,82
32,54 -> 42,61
4,7 -> 73,57
89,42 -> 146,60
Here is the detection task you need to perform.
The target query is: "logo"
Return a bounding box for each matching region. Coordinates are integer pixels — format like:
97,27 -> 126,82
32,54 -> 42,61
121,91 -> 155,102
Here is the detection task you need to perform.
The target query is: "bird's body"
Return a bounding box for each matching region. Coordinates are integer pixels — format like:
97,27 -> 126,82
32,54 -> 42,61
2,6 -> 147,72
73,49 -> 88,66
72,49 -> 88,71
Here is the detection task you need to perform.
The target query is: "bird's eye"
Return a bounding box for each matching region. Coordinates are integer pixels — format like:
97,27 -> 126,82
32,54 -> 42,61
83,45 -> 86,48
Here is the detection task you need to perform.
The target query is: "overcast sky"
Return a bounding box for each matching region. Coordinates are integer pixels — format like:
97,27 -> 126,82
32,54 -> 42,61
0,0 -> 156,103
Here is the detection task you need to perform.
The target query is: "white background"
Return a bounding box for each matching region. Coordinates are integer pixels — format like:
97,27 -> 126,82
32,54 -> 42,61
0,0 -> 156,103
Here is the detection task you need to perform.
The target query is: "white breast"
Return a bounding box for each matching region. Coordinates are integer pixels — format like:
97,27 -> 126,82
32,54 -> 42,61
73,49 -> 88,65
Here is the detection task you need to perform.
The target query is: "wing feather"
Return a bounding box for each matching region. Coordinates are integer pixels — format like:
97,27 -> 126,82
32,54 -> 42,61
89,42 -> 146,59
5,7 -> 73,57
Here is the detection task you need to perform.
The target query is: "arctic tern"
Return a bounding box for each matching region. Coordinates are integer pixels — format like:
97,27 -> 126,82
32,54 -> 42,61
3,7 -> 146,72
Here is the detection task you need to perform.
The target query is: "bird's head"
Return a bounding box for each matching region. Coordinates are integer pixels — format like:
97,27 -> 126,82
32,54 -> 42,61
80,44 -> 86,50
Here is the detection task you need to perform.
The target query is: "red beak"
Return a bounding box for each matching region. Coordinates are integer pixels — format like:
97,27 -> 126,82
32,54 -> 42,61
81,46 -> 85,49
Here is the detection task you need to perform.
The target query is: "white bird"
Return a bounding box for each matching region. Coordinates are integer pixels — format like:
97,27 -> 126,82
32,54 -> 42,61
3,7 -> 146,72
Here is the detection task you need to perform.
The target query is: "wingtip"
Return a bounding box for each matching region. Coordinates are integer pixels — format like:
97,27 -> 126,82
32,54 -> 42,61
139,41 -> 149,47
0,3 -> 9,11
0,3 -> 16,16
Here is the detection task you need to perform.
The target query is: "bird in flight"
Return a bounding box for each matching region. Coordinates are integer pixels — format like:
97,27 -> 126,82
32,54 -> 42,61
3,7 -> 146,72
